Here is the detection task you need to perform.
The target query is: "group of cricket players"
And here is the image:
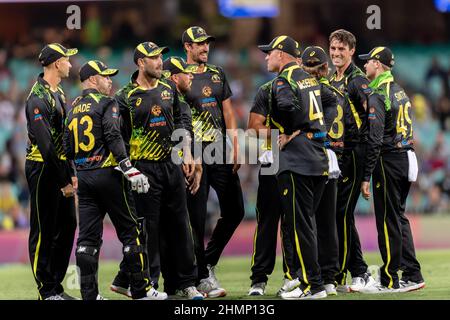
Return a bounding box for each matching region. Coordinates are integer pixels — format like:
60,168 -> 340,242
24,26 -> 425,300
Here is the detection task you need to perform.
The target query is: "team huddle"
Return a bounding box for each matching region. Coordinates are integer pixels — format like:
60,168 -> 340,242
24,26 -> 425,300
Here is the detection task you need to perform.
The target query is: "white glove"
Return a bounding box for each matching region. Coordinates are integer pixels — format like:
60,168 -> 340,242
115,158 -> 150,194
327,149 -> 341,180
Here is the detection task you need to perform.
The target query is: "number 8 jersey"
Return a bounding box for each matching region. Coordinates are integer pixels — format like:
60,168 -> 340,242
64,89 -> 128,170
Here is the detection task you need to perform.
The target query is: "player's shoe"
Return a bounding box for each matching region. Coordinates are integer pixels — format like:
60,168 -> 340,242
197,278 -> 227,298
57,292 -> 79,300
336,284 -> 350,293
349,273 -> 377,292
359,283 -> 399,294
96,294 -> 108,300
136,287 -> 168,300
324,283 -> 338,296
110,284 -> 132,298
44,295 -> 65,300
281,287 -> 327,300
248,282 -> 266,296
175,286 -> 204,300
276,278 -> 300,296
398,280 -> 425,293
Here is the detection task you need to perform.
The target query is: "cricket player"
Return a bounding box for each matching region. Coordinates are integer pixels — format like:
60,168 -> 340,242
63,60 -> 167,300
111,42 -> 203,300
358,47 -> 425,293
182,26 -> 245,298
25,43 -> 77,300
258,35 -> 329,299
300,46 -> 341,296
329,29 -> 376,292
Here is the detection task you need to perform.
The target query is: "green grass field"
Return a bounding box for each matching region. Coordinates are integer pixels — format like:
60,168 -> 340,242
1,249 -> 450,300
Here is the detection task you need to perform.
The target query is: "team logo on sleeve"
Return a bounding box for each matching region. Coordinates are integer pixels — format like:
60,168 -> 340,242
161,90 -> 171,100
211,74 -> 221,83
202,86 -> 212,97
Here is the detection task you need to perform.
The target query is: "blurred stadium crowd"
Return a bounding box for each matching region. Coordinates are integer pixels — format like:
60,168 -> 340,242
1,1 -> 450,230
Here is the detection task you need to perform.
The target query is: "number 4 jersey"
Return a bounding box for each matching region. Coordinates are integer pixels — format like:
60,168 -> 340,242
63,89 -> 128,170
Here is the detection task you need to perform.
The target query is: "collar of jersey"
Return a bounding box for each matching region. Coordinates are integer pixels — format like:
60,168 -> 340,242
369,70 -> 394,89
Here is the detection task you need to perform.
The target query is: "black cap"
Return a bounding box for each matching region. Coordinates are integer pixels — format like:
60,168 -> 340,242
258,35 -> 300,58
359,46 -> 395,68
133,42 -> 169,64
38,43 -> 78,66
301,46 -> 329,67
182,26 -> 215,43
162,57 -> 197,78
79,60 -> 119,82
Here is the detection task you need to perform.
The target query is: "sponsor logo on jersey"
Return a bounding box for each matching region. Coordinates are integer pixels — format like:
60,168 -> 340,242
112,106 -> 119,118
136,98 -> 142,107
33,107 -> 43,121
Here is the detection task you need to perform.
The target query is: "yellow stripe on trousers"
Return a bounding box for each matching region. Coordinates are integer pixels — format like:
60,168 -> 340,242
122,175 -> 150,289
338,150 -> 357,283
250,207 -> 260,268
380,157 -> 394,288
290,173 -> 308,285
32,164 -> 45,300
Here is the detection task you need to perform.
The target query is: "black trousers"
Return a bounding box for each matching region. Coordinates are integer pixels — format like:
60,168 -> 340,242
26,160 -> 76,300
278,171 -> 327,293
76,168 -> 150,300
133,161 -> 197,293
316,178 -> 339,285
187,163 -> 245,281
250,169 -> 292,285
335,144 -> 369,284
372,152 -> 423,288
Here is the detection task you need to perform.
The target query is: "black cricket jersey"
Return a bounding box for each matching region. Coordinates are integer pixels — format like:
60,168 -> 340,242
63,89 -> 128,171
363,71 -> 415,181
330,62 -> 371,147
320,78 -> 345,154
271,62 -> 328,176
184,64 -> 232,143
25,73 -> 72,187
125,79 -> 186,161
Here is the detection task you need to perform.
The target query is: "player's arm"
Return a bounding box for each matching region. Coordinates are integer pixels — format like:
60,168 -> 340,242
247,86 -> 270,137
348,75 -> 371,111
63,110 -> 75,161
320,84 -> 338,133
102,99 -> 128,162
272,77 -> 299,135
361,93 -> 385,199
27,97 -> 72,189
114,89 -> 132,152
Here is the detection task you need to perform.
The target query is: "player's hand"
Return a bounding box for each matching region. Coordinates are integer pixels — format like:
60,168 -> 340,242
61,183 -> 75,198
361,181 -> 371,200
278,130 -> 300,150
232,136 -> 241,174
182,151 -> 195,179
115,158 -> 150,194
71,176 -> 78,191
188,163 -> 202,195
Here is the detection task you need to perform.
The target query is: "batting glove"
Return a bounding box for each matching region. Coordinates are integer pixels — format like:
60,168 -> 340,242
115,158 -> 150,194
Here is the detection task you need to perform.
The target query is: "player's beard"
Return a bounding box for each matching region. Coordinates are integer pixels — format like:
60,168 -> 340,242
144,67 -> 161,80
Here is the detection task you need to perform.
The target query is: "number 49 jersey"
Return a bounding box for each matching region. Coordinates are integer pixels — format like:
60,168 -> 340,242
64,89 -> 127,171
